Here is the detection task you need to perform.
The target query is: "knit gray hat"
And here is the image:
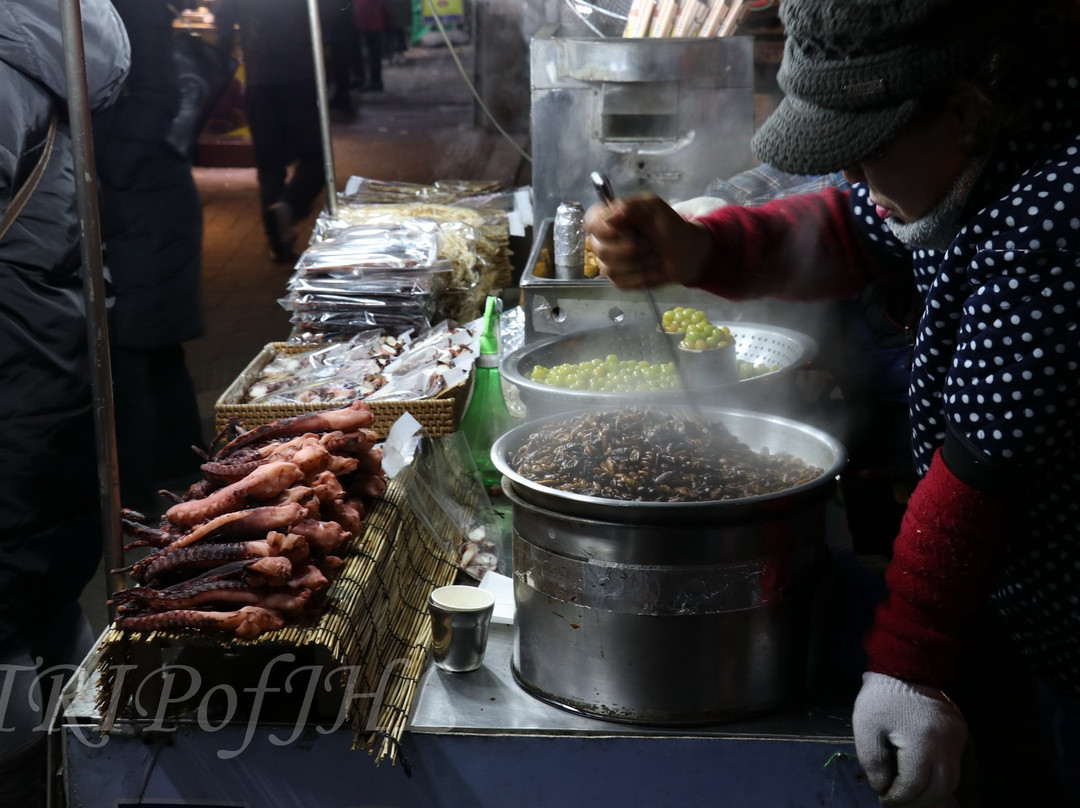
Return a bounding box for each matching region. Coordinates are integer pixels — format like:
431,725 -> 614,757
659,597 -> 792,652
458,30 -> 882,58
752,0 -> 979,175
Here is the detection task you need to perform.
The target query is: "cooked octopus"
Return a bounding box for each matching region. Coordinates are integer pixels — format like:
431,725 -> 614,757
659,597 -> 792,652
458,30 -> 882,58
201,429 -> 378,484
113,401 -> 386,640
121,517 -> 184,550
112,557 -> 293,610
211,401 -> 376,460
113,606 -> 286,640
127,532 -> 310,587
288,519 -> 351,555
158,502 -> 306,551
165,461 -> 304,528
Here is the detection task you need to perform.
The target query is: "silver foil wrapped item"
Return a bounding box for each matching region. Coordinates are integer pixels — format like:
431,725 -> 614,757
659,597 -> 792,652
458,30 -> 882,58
553,201 -> 585,279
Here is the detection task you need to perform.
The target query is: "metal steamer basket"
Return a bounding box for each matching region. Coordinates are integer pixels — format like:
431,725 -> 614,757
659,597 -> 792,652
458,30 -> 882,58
491,407 -> 846,726
501,322 -> 818,419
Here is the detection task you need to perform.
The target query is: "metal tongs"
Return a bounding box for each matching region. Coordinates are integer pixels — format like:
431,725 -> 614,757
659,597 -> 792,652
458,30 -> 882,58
589,171 -> 705,420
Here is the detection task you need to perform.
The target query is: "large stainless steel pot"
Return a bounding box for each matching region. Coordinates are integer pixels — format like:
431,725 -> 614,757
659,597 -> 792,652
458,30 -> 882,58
491,406 -> 846,725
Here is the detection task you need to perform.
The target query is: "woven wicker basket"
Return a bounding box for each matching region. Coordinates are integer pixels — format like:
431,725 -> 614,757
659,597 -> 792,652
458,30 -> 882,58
215,342 -> 469,438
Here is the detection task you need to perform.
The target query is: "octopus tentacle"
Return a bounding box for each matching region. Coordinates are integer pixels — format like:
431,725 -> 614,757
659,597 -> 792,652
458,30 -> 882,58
114,606 -> 285,640
346,471 -> 387,501
291,442 -> 334,481
115,557 -> 294,612
322,429 -> 379,456
351,445 -> 384,475
212,401 -> 374,460
121,518 -> 181,550
322,498 -> 361,537
165,461 -> 303,529
201,431 -> 371,485
311,470 -> 345,503
207,418 -> 248,458
163,502 -> 305,551
183,478 -> 219,501
258,588 -> 312,617
199,445 -> 265,484
113,580 -> 262,613
134,533 -> 310,586
174,556 -> 292,589
200,459 -> 263,486
288,519 -> 351,555
286,562 -> 330,592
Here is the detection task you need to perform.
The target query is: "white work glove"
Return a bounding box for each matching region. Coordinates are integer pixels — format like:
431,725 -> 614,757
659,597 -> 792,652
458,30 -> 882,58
670,196 -> 729,218
853,672 -> 968,808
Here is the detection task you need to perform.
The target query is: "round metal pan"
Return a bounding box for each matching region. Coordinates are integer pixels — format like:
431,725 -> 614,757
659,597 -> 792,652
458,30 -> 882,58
491,405 -> 846,524
500,322 -> 817,415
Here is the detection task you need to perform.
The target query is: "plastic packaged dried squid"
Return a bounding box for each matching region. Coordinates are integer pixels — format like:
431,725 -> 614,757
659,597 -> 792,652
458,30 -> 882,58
287,309 -> 432,342
278,292 -> 435,315
304,219 -> 439,256
286,273 -> 436,298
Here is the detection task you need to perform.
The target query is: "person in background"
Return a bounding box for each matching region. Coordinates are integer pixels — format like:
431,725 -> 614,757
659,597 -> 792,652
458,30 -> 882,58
325,0 -> 360,112
353,0 -> 389,92
94,0 -> 207,515
585,0 -> 1080,806
384,0 -> 411,66
0,1 -> 129,805
215,0 -> 325,262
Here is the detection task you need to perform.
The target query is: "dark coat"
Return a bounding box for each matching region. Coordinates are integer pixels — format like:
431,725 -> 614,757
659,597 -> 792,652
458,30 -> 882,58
0,0 -> 129,649
93,0 -> 205,348
353,0 -> 390,32
215,0 -> 316,86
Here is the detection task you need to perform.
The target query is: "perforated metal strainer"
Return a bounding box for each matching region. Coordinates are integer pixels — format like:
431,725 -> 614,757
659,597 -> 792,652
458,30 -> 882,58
501,322 -> 817,417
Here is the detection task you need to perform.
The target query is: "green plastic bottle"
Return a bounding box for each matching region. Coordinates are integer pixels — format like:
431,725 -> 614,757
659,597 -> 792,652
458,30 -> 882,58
460,296 -> 514,491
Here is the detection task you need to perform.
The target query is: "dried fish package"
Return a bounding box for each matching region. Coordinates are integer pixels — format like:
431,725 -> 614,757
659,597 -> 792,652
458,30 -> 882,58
298,222 -> 441,270
253,332 -> 386,382
287,273 -> 437,298
339,177 -> 458,205
279,293 -> 435,315
338,176 -> 507,205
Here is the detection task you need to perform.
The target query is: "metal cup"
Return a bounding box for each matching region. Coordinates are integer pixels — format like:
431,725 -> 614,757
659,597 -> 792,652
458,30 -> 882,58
428,585 -> 496,673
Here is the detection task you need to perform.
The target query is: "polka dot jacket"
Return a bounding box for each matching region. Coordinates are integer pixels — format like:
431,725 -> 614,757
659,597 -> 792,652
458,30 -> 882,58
693,73 -> 1080,694
849,75 -> 1080,694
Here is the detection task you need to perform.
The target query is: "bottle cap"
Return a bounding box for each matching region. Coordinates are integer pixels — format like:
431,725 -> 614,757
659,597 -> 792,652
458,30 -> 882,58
480,295 -> 500,356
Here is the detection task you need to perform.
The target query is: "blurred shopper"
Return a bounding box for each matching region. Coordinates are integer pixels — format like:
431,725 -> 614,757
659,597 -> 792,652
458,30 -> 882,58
384,0 -> 411,65
94,0 -> 207,515
215,0 -> 325,262
354,0 -> 389,92
324,0 -> 360,112
0,1 -> 129,805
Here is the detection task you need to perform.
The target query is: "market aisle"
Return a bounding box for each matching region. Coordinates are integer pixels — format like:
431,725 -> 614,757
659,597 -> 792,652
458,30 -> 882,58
188,42 -> 530,444
81,42 -> 530,633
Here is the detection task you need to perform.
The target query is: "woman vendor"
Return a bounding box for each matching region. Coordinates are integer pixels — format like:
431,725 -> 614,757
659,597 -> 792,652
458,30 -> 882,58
584,1 -> 1080,806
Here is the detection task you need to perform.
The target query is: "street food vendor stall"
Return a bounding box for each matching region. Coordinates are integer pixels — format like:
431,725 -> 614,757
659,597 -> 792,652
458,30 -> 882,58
42,4 -> 977,807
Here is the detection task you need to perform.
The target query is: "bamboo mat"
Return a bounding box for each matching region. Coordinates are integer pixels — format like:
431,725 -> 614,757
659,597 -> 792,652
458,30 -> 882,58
95,474 -> 461,764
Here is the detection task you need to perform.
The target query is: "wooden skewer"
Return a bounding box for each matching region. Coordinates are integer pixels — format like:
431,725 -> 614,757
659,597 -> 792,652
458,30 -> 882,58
717,0 -> 745,35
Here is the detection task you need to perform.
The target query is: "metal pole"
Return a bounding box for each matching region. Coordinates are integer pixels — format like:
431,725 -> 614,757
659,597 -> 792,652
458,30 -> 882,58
58,0 -> 125,612
307,0 -> 339,217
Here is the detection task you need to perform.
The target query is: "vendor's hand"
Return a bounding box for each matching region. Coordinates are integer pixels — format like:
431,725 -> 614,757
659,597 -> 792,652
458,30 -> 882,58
853,672 -> 967,808
583,194 -> 715,290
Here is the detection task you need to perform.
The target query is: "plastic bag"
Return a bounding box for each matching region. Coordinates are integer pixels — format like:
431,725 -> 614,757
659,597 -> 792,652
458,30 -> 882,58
383,418 -> 502,580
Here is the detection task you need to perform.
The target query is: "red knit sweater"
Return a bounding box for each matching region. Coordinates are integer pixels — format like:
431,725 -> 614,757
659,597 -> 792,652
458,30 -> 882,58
692,189 -> 1010,687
